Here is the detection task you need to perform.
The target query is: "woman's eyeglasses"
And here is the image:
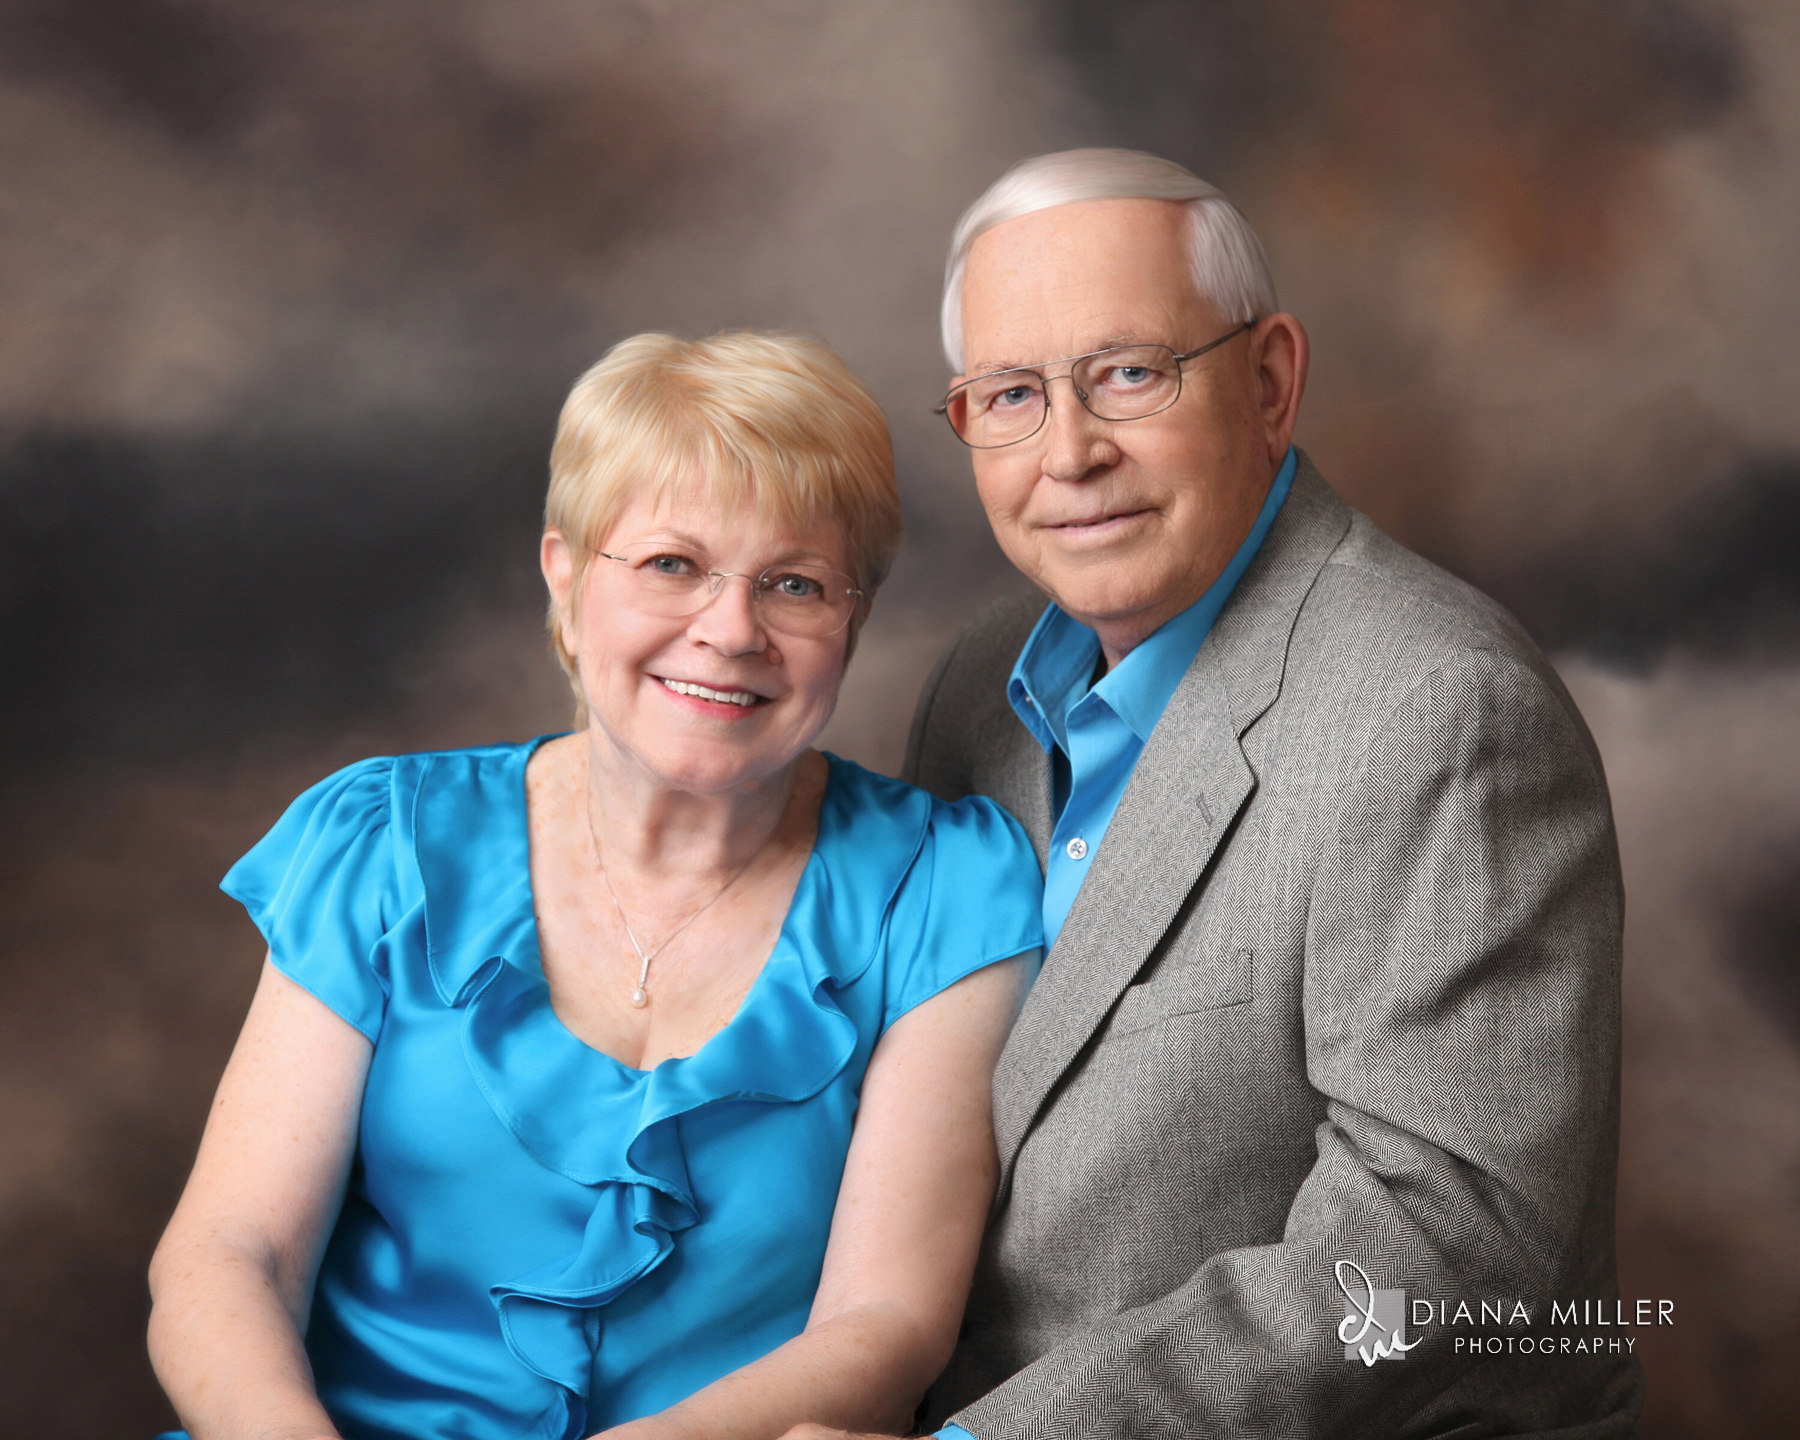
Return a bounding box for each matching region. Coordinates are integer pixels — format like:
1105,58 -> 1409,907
594,544 -> 866,636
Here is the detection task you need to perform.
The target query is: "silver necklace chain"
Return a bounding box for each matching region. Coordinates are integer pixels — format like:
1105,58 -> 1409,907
590,832 -> 752,1009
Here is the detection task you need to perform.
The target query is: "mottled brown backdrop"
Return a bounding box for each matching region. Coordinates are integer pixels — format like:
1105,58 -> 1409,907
2,2 -> 1796,1435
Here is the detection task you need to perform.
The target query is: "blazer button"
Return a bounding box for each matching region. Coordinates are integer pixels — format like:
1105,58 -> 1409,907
1065,837 -> 1088,860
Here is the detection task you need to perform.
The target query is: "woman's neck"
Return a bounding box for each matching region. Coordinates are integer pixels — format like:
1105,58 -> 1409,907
578,726 -> 817,882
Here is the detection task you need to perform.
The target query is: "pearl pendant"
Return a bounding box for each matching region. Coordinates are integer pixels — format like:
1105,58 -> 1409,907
629,987 -> 649,1008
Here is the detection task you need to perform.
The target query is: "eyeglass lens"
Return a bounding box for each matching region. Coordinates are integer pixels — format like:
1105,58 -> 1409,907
599,545 -> 862,636
945,344 -> 1184,447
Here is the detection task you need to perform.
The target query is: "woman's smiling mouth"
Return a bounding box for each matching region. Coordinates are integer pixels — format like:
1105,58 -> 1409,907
658,677 -> 766,707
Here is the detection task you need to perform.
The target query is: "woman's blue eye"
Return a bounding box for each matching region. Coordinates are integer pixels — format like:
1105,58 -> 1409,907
646,554 -> 696,576
767,572 -> 822,599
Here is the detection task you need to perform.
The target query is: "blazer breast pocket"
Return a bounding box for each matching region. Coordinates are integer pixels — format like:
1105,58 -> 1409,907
1106,944 -> 1255,1036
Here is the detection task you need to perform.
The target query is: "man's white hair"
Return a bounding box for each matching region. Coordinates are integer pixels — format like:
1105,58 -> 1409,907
940,148 -> 1279,373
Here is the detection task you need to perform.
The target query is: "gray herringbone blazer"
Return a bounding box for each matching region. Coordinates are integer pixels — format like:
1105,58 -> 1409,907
906,456 -> 1643,1440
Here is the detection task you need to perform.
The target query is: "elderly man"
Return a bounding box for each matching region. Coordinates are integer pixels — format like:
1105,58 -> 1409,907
877,150 -> 1639,1439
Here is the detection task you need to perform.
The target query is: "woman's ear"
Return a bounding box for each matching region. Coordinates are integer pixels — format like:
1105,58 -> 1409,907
541,529 -> 578,653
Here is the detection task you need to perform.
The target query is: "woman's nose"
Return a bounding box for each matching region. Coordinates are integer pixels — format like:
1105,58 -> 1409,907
686,573 -> 770,654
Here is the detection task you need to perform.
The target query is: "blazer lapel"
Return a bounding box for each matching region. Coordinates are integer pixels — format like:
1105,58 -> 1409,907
991,455 -> 1352,1189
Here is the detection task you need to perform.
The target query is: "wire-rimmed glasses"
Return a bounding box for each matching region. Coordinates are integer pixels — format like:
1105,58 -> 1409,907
934,319 -> 1257,449
594,544 -> 866,637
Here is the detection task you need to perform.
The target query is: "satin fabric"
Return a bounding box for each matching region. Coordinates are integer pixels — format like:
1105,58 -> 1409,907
176,739 -> 1041,1440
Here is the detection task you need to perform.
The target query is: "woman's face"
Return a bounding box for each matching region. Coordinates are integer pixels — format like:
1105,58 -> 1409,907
544,484 -> 860,796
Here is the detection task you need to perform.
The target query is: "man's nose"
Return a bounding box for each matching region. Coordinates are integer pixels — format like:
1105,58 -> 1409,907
1038,376 -> 1119,483
686,573 -> 770,655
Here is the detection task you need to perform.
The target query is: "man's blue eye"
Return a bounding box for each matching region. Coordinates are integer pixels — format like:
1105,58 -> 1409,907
996,385 -> 1035,407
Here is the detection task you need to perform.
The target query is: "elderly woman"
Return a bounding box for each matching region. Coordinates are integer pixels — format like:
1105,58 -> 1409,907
147,332 -> 1042,1440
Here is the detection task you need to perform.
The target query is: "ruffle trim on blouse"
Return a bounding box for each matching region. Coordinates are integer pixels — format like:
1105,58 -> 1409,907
410,748 -> 933,1419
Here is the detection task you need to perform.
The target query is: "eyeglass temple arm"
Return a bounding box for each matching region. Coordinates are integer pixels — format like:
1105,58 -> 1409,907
1173,318 -> 1259,364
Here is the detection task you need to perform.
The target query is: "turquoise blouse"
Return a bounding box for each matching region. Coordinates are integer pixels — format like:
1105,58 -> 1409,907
181,739 -> 1042,1440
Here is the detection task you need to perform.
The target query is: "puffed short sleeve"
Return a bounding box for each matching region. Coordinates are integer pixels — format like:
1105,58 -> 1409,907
220,756 -> 401,1040
881,794 -> 1044,1032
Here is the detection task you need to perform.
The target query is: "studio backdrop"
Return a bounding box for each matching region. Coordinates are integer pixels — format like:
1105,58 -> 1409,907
2,3 -> 1797,1436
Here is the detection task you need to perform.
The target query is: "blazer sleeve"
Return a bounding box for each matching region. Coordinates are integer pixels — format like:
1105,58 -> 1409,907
948,648 -> 1636,1440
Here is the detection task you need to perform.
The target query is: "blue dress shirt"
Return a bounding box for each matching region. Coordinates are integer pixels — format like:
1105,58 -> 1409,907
1006,445 -> 1297,947
932,451 -> 1297,1440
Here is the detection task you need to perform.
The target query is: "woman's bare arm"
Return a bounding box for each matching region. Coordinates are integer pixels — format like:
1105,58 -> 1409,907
148,959 -> 373,1440
596,951 -> 1036,1440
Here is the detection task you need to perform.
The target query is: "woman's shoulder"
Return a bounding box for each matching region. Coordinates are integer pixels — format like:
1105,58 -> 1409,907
225,739 -> 553,917
283,736 -> 559,818
220,738 -> 555,1037
821,753 -> 1038,871
817,755 -> 1043,1029
818,754 -> 1042,936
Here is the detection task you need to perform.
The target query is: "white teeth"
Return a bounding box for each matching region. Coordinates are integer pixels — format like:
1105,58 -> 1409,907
660,678 -> 760,707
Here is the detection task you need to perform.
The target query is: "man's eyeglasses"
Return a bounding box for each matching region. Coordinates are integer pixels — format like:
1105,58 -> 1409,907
594,545 -> 867,637
934,320 -> 1257,449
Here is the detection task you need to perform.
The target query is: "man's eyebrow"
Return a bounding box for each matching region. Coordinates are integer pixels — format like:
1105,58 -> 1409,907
972,337 -> 1157,375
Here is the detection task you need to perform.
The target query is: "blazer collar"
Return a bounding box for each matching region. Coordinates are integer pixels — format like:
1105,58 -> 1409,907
991,453 -> 1352,1191
1200,452 -> 1351,737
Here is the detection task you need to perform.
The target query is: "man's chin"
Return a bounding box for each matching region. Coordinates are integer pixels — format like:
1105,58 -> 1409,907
1040,581 -> 1173,631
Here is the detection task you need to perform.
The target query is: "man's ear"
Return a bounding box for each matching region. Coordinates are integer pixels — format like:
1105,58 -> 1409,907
541,528 -> 578,653
1252,313 -> 1309,466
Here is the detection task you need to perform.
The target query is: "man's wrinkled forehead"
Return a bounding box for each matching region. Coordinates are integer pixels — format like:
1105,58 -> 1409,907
957,198 -> 1218,375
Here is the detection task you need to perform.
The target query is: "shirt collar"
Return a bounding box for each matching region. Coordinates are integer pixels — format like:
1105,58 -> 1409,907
1006,606 -> 1098,753
1007,445 -> 1299,751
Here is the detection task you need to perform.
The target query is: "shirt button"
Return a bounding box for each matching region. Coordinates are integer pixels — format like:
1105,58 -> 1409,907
1065,837 -> 1088,861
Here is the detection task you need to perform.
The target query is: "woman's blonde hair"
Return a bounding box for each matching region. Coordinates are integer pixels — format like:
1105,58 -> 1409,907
543,330 -> 902,695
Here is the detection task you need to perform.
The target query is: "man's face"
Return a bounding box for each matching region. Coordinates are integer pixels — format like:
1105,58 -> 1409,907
958,198 -> 1293,656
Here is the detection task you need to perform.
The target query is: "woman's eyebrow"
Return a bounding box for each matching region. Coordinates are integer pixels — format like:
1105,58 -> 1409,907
624,530 -> 833,567
621,527 -> 705,549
